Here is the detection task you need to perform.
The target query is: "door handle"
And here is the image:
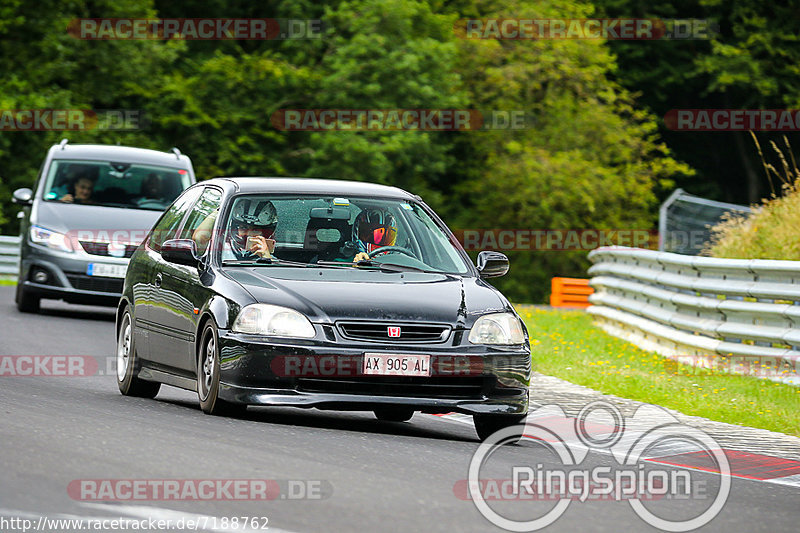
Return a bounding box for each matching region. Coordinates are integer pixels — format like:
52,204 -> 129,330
155,273 -> 162,287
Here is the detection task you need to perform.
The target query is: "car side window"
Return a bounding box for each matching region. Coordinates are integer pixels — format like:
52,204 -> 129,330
147,187 -> 204,252
179,188 -> 223,256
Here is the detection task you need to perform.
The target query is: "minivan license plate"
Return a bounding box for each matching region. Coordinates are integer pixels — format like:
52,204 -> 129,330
362,353 -> 431,377
87,263 -> 127,278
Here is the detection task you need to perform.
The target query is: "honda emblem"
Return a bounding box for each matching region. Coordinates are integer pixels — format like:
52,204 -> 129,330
387,326 -> 401,338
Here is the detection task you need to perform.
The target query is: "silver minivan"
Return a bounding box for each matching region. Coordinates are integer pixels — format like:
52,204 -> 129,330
12,141 -> 196,313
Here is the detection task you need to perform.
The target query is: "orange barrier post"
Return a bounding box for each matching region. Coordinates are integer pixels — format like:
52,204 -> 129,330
549,277 -> 593,308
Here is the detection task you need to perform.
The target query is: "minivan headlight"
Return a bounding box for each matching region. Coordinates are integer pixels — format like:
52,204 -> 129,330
232,304 -> 315,338
468,312 -> 525,345
30,225 -> 73,253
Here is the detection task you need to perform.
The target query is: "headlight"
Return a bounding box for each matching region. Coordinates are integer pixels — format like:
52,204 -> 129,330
30,225 -> 73,253
468,312 -> 525,345
232,304 -> 316,338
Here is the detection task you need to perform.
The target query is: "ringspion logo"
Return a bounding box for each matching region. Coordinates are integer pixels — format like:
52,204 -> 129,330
466,402 -> 730,531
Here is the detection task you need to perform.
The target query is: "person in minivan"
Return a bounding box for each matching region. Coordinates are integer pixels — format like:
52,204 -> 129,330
135,173 -> 165,206
60,175 -> 96,204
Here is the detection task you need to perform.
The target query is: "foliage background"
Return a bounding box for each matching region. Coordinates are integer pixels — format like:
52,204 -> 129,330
0,0 -> 794,302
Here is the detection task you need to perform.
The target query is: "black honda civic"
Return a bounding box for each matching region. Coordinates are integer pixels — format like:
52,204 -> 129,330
116,177 -> 531,440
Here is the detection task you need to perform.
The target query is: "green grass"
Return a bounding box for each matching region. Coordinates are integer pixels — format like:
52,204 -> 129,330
518,307 -> 800,437
0,279 -> 16,286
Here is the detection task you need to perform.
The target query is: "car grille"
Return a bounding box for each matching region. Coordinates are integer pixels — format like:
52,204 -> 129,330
296,376 -> 490,399
66,275 -> 124,294
338,322 -> 450,343
79,240 -> 138,258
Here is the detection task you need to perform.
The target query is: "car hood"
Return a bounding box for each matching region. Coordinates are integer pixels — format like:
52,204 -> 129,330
33,201 -> 161,245
223,267 -> 510,327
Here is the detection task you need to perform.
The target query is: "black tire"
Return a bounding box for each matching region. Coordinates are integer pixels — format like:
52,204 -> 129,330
117,308 -> 161,398
374,407 -> 415,422
197,321 -> 245,416
15,283 -> 40,314
473,414 -> 527,444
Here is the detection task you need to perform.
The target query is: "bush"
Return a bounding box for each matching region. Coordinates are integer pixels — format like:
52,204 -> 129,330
708,136 -> 800,260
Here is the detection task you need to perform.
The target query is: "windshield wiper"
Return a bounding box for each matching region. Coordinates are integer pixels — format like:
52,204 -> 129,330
315,260 -> 429,272
222,257 -> 307,267
223,258 -> 350,269
308,261 -> 359,269
354,261 -> 442,274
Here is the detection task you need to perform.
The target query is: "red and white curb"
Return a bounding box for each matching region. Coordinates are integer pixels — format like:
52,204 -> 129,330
427,411 -> 800,489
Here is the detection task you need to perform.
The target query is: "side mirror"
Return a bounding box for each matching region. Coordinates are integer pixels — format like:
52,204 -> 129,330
161,239 -> 199,267
12,188 -> 33,206
476,250 -> 509,278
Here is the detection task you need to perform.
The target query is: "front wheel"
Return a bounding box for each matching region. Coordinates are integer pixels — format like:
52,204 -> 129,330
197,322 -> 245,416
15,283 -> 40,313
117,308 -> 161,398
473,414 -> 527,444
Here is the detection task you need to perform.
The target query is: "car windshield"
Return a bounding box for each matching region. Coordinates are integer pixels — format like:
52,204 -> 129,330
42,159 -> 192,211
218,195 -> 471,274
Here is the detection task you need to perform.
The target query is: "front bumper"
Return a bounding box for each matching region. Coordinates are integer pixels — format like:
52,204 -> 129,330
19,245 -> 127,306
217,330 -> 531,415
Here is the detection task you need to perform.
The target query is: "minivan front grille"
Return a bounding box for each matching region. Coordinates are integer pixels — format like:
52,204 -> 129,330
338,322 -> 450,343
79,240 -> 138,258
66,275 -> 124,294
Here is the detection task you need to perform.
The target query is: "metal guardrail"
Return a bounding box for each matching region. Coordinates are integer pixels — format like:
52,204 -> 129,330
587,246 -> 800,386
0,235 -> 21,279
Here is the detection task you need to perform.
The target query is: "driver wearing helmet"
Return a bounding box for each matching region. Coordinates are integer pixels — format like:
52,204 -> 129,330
224,200 -> 279,260
352,208 -> 397,262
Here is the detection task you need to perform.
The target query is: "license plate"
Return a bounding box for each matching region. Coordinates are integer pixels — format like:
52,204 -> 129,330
362,353 -> 431,377
86,263 -> 127,278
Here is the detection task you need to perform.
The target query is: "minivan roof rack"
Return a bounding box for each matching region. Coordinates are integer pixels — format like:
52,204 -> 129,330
59,138 -> 69,150
171,147 -> 182,160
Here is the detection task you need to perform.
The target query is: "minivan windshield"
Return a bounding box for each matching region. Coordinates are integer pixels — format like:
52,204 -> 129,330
217,195 -> 471,274
42,159 -> 193,211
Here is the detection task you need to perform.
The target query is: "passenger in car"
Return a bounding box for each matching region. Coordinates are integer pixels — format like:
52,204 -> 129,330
225,200 -> 278,260
193,200 -> 278,260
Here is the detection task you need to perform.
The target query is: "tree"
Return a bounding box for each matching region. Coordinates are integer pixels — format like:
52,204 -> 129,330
594,0 -> 800,203
444,0 -> 691,301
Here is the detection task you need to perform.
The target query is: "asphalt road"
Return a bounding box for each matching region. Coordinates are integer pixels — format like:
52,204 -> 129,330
0,286 -> 798,533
